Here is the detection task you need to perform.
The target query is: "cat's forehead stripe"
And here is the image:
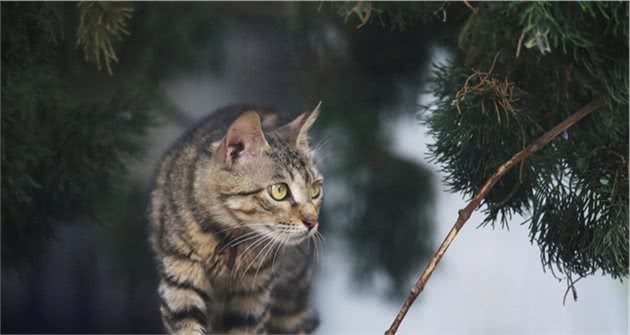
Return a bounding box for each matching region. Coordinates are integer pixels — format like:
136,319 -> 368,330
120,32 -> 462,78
266,134 -> 316,183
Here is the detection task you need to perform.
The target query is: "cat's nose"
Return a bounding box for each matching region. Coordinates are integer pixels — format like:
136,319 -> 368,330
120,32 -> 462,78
302,219 -> 318,230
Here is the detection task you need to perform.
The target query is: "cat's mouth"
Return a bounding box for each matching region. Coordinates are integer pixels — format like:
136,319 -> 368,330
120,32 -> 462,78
283,229 -> 317,245
306,227 -> 318,239
247,224 -> 304,246
281,232 -> 310,246
286,226 -> 318,245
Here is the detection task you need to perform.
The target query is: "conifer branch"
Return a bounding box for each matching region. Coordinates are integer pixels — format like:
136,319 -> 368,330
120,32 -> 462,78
385,98 -> 604,335
77,2 -> 133,75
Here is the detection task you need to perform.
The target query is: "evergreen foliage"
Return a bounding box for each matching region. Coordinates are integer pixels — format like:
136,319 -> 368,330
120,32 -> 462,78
1,2 -> 160,267
2,2 -> 225,268
333,1 -> 451,31
338,2 -> 629,282
77,2 -> 133,74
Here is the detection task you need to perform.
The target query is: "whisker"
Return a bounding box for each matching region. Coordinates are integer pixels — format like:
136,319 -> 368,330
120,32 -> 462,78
242,242 -> 275,286
315,236 -> 321,265
314,232 -> 324,265
312,135 -> 337,164
253,233 -> 283,286
313,134 -> 334,157
214,223 -> 270,235
240,231 -> 278,281
227,231 -> 262,248
234,231 -> 274,276
311,235 -> 320,266
316,231 -> 326,245
228,230 -> 271,280
270,234 -> 288,272
231,235 -> 265,279
279,235 -> 289,266
219,228 -> 269,254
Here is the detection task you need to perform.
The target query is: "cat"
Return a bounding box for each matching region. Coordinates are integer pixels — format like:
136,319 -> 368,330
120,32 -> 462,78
148,103 -> 324,334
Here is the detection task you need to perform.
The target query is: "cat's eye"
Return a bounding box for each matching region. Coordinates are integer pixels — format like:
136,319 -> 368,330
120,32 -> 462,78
308,184 -> 321,199
269,183 -> 289,201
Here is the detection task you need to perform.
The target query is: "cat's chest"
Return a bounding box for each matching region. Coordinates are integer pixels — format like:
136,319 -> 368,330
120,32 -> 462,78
205,244 -> 284,289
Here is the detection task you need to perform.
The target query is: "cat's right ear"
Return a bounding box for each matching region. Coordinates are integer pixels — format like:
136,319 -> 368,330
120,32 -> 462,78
275,101 -> 321,149
215,111 -> 269,167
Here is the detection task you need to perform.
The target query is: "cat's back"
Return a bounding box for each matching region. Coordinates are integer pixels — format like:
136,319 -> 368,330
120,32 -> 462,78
160,104 -> 289,166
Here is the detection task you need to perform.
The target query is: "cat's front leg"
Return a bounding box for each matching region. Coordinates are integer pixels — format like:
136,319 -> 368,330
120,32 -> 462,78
159,256 -> 212,334
222,272 -> 274,334
266,245 -> 319,334
265,280 -> 319,334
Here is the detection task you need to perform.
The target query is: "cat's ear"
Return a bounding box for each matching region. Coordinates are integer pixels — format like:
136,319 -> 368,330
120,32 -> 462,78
277,101 -> 321,148
216,111 -> 269,167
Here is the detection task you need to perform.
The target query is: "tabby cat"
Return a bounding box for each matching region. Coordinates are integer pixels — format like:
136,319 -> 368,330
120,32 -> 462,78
148,104 -> 324,334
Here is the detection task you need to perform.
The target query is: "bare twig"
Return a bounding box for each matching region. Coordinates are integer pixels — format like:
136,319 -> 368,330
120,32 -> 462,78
455,52 -> 509,116
515,30 -> 526,58
355,1 -> 372,28
562,274 -> 584,305
384,99 -> 603,335
463,0 -> 479,14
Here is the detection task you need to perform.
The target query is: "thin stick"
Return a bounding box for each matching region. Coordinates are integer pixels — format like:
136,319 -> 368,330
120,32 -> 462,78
385,99 -> 603,335
516,30 -> 526,58
463,0 -> 479,14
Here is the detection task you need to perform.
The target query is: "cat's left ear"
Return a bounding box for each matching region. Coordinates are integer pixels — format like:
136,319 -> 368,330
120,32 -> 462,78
215,111 -> 269,168
277,101 -> 321,148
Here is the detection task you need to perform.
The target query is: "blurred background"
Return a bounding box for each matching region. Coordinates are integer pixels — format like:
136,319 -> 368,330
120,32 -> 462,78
1,2 -> 627,334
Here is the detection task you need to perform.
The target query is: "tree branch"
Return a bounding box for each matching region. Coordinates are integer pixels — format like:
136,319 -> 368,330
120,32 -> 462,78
384,98 -> 603,335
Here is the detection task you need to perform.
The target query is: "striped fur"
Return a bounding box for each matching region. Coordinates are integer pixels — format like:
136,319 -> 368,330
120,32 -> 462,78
148,105 -> 323,334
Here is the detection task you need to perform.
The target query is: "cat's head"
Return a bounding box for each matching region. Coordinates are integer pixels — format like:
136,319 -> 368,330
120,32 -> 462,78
210,104 -> 323,245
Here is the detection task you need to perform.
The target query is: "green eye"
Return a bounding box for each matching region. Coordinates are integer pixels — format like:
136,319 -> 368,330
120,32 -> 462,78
308,184 -> 321,199
269,183 -> 289,201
